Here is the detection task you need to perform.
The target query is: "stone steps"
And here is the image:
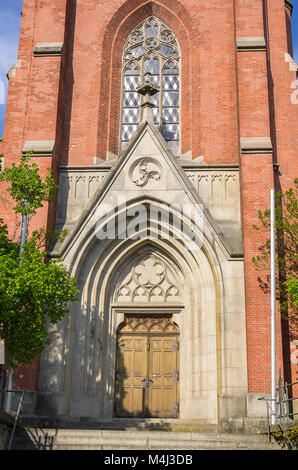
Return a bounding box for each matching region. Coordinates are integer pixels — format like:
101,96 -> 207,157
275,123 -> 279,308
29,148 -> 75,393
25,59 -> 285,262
10,428 -> 281,450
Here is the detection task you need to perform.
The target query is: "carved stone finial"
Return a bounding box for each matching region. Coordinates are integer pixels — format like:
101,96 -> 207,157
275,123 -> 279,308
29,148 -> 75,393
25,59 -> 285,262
136,72 -> 159,123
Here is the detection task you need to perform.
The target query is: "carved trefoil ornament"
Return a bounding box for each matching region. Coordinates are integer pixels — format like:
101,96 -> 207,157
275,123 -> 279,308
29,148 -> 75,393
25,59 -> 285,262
115,255 -> 181,303
130,157 -> 162,187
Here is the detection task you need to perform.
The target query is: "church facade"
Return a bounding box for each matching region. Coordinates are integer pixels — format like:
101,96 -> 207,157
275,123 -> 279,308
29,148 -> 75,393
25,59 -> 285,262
1,0 -> 297,425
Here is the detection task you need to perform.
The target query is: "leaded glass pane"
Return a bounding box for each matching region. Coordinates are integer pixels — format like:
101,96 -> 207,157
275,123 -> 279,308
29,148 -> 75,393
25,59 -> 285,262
148,75 -> 160,87
159,44 -> 178,57
144,53 -> 160,75
163,75 -> 179,90
162,124 -> 179,141
162,107 -> 179,124
124,75 -> 141,91
122,124 -> 138,142
145,18 -> 159,38
163,91 -> 179,107
129,45 -> 146,59
123,108 -> 139,124
121,17 -> 180,155
151,92 -> 160,107
123,91 -> 140,108
152,107 -> 160,124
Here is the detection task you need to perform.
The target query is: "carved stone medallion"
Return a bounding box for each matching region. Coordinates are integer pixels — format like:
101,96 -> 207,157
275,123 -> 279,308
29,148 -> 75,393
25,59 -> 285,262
130,157 -> 162,187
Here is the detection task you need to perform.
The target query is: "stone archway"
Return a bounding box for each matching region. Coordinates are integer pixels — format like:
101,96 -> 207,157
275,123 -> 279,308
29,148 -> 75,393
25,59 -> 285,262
111,253 -> 183,418
100,247 -> 187,421
63,222 -> 223,423
40,195 -> 247,424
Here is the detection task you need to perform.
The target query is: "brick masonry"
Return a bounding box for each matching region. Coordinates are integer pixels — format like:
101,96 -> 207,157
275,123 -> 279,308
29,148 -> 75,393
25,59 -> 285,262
0,0 -> 297,400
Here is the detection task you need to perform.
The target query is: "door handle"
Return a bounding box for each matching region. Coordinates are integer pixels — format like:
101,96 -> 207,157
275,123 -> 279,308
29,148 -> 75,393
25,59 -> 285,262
142,378 -> 147,388
172,370 -> 179,382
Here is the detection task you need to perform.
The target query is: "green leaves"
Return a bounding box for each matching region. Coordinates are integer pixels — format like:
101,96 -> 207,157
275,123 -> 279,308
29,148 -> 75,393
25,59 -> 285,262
0,154 -> 79,369
0,153 -> 57,216
0,226 -> 79,368
252,179 -> 298,338
285,276 -> 298,312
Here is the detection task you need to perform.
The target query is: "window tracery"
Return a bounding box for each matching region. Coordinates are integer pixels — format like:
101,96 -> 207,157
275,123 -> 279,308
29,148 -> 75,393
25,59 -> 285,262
121,17 -> 180,156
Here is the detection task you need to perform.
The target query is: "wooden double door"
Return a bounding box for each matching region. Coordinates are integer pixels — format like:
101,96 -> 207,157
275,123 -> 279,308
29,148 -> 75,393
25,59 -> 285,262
114,316 -> 180,418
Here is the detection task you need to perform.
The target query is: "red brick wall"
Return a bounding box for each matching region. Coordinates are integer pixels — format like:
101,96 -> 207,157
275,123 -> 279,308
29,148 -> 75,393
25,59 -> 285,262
0,0 -> 296,398
266,0 -> 298,395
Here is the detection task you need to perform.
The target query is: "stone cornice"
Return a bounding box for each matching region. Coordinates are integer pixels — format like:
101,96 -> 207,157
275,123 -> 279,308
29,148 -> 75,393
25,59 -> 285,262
33,42 -> 64,57
181,163 -> 239,170
22,140 -> 56,157
236,37 -> 266,52
59,164 -> 113,172
240,137 -> 272,154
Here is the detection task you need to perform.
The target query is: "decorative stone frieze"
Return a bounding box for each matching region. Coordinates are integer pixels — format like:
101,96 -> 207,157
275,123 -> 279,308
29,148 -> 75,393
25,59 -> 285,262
56,165 -> 111,229
56,159 -> 242,254
182,164 -> 242,253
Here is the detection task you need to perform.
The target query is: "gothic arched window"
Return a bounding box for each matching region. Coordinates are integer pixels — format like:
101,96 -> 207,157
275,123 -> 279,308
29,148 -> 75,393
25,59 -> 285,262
121,17 -> 180,156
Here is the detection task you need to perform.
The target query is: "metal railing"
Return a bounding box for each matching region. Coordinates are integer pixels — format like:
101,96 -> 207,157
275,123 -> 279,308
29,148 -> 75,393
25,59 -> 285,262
259,373 -> 298,450
2,387 -> 37,450
6,390 -> 25,450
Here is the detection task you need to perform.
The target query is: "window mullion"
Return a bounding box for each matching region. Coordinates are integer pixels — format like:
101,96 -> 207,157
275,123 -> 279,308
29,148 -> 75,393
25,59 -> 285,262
159,59 -> 162,128
121,16 -> 180,154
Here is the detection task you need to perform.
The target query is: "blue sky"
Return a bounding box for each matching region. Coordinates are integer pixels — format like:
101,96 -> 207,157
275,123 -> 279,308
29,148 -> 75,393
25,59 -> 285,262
0,0 -> 297,137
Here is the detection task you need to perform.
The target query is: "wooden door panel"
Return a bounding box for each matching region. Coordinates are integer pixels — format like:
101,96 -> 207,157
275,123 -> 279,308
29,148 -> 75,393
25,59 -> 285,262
115,318 -> 180,418
115,335 -> 147,417
148,335 -> 179,417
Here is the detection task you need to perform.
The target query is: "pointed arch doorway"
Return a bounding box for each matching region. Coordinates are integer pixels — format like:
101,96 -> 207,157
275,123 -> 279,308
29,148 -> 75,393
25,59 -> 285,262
114,315 -> 180,418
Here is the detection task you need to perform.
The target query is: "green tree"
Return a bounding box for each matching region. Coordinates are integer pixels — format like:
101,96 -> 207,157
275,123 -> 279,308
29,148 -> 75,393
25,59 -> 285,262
0,155 -> 78,368
0,153 -> 57,216
252,179 -> 298,339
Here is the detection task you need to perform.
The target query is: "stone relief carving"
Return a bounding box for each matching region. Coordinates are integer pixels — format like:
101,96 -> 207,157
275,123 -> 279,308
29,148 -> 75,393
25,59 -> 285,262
119,315 -> 179,333
184,170 -> 239,203
88,176 -> 101,198
75,175 -> 86,198
57,168 -> 110,226
130,158 -> 161,187
187,172 -> 197,184
115,255 -> 181,303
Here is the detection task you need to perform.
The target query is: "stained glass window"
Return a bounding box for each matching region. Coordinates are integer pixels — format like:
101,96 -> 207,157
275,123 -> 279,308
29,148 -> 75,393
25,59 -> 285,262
121,17 -> 180,156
